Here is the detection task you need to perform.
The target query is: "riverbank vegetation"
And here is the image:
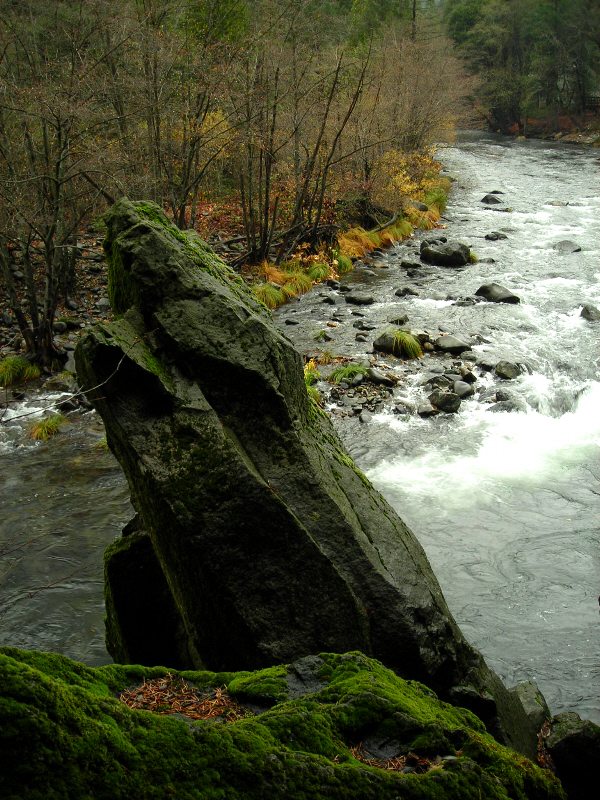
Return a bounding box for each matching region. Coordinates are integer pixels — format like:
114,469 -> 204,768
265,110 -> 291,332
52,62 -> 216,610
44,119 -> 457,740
0,0 -> 465,368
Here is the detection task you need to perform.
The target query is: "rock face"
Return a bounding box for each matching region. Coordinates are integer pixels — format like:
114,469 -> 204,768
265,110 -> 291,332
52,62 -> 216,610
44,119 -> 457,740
75,200 -> 541,755
0,648 -> 565,800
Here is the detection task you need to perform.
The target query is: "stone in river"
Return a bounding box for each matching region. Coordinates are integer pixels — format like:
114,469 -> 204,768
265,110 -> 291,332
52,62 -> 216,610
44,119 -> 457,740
475,283 -> 520,304
481,194 -> 503,204
345,292 -> 374,305
420,240 -> 471,267
553,240 -> 581,253
495,361 -> 524,380
453,380 -> 475,398
580,303 -> 600,321
428,390 -> 461,413
485,231 -> 508,241
434,334 -> 471,355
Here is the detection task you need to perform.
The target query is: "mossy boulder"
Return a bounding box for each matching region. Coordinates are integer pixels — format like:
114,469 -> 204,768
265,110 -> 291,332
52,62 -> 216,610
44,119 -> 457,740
0,648 -> 565,800
75,200 -> 540,755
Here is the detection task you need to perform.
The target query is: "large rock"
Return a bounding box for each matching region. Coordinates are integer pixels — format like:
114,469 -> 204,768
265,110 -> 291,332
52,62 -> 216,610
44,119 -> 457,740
475,283 -> 521,304
75,200 -> 542,756
420,240 -> 471,267
0,648 -> 565,800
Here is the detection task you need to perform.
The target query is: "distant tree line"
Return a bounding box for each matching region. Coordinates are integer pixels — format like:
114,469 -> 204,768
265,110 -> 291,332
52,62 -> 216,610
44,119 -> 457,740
0,0 -> 465,366
443,0 -> 600,129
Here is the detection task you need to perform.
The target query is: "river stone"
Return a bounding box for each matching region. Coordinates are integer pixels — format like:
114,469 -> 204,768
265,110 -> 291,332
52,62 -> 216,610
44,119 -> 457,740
485,231 -> 508,241
75,200 -> 543,757
434,335 -> 471,355
429,390 -> 461,413
366,367 -> 395,386
481,194 -> 502,204
395,286 -> 418,297
345,292 -> 374,305
453,380 -> 475,399
475,283 -> 520,304
420,240 -> 471,267
580,303 -> 600,321
495,361 -> 523,380
552,240 -> 581,253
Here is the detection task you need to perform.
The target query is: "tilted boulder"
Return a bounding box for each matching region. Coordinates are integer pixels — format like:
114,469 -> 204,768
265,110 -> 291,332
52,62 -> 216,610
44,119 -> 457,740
75,200 -> 541,756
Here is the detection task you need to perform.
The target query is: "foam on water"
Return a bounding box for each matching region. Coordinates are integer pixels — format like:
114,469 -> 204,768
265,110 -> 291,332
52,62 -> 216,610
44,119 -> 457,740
369,381 -> 600,510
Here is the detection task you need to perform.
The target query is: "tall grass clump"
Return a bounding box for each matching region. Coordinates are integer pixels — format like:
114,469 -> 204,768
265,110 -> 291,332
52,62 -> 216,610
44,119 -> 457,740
329,363 -> 369,384
0,356 -> 41,388
28,413 -> 67,441
307,262 -> 330,282
392,330 -> 423,359
253,282 -> 286,309
335,253 -> 353,274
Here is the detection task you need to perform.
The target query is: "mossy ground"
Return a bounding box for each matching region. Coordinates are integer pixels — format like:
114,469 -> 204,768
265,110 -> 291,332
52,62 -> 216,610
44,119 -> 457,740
0,649 -> 564,800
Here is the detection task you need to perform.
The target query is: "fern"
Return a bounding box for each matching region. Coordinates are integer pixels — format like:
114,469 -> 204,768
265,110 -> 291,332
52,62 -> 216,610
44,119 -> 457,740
392,330 -> 423,359
329,363 -> 368,384
0,356 -> 41,388
28,414 -> 67,441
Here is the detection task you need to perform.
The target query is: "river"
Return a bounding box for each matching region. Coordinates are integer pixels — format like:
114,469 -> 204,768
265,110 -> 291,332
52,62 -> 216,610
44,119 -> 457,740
1,132 -> 598,723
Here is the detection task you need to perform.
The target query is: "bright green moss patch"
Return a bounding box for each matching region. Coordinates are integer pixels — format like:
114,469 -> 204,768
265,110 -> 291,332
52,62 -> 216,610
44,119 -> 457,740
0,649 -> 565,799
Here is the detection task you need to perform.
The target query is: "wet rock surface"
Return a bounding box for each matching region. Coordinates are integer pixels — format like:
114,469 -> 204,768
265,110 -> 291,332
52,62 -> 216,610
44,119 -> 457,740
74,200 -> 546,758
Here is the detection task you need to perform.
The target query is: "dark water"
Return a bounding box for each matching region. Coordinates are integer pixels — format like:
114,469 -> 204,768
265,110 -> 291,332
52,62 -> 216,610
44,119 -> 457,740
0,405 -> 130,664
1,132 -> 598,723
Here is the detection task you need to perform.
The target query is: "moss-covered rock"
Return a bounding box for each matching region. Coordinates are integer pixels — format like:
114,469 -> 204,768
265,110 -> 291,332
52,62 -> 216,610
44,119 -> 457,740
0,648 -> 564,800
75,200 -> 540,756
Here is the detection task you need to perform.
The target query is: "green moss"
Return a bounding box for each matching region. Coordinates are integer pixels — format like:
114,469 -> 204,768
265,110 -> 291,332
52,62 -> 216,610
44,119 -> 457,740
228,665 -> 288,705
0,648 -> 565,800
334,450 -> 372,489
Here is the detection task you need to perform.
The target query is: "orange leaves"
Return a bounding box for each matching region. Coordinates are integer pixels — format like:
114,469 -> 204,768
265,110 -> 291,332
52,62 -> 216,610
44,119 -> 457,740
119,674 -> 247,722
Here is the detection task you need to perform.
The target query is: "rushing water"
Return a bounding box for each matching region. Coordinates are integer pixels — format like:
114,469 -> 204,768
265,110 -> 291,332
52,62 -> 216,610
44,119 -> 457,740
1,132 -> 598,722
278,131 -> 600,722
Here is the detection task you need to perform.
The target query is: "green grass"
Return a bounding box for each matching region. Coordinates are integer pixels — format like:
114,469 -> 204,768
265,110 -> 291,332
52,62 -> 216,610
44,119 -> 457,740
336,253 -> 353,274
307,262 -> 330,282
0,356 -> 41,388
329,363 -> 369,384
28,414 -> 67,441
252,282 -> 286,309
282,270 -> 313,295
469,251 -> 478,263
423,186 -> 449,213
391,330 -> 423,359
